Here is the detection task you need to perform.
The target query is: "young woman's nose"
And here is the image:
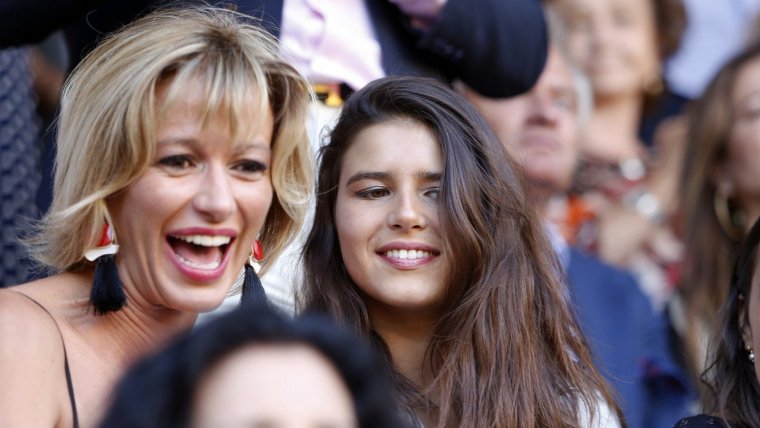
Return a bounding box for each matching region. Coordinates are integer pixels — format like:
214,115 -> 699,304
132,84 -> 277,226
192,165 -> 235,222
387,191 -> 427,231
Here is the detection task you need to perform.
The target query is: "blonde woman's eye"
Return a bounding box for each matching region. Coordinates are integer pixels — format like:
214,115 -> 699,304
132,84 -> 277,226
159,155 -> 194,169
233,160 -> 268,175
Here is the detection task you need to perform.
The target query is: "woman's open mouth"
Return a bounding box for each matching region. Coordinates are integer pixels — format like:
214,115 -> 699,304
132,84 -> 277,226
166,231 -> 236,281
168,235 -> 232,270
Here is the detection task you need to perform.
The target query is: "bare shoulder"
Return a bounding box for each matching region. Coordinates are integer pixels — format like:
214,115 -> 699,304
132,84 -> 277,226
0,285 -> 68,426
0,284 -> 64,340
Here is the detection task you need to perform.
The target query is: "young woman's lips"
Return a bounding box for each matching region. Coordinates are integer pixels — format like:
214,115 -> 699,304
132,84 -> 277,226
165,228 -> 237,282
376,243 -> 440,269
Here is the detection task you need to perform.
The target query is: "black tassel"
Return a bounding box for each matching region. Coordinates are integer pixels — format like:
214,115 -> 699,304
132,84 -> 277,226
90,254 -> 126,315
241,263 -> 268,306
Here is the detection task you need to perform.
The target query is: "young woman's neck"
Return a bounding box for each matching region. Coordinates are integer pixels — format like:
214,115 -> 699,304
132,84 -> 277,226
584,93 -> 644,163
370,309 -> 437,386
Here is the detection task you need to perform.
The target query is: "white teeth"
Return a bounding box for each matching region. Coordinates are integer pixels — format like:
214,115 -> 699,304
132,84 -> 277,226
173,235 -> 231,247
384,250 -> 431,260
175,253 -> 222,270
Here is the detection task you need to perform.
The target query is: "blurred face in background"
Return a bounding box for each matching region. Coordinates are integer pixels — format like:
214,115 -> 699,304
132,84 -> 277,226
463,47 -> 580,197
720,56 -> 760,215
554,0 -> 659,102
192,344 -> 357,428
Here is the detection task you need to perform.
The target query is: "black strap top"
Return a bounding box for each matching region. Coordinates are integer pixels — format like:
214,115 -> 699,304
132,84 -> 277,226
11,291 -> 79,428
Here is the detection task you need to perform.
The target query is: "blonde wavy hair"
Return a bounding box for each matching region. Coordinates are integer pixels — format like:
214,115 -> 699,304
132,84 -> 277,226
28,5 -> 312,274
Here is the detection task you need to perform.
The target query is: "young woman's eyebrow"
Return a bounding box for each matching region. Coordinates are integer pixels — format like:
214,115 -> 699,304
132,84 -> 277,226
416,171 -> 441,182
346,170 -> 441,186
346,171 -> 391,186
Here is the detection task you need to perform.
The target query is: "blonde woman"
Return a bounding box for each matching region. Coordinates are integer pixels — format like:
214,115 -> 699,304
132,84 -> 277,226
0,6 -> 311,427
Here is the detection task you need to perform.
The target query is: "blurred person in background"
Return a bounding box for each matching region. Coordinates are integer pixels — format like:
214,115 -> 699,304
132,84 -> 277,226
546,0 -> 687,310
101,304 -> 406,428
460,41 -> 693,428
672,216 -> 760,428
675,41 -> 760,393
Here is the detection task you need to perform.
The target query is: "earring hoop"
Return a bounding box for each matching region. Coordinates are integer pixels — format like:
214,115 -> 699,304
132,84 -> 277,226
713,191 -> 744,241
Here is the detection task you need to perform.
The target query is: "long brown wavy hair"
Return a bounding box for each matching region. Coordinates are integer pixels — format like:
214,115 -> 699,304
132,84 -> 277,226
299,76 -> 621,427
678,42 -> 760,383
700,216 -> 760,427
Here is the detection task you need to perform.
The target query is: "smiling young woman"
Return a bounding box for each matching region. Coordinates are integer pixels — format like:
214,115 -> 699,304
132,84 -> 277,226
299,76 -> 621,427
0,6 -> 311,427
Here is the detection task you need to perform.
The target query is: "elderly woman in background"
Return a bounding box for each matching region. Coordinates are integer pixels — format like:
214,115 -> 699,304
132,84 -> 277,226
675,42 -> 760,390
672,216 -> 760,427
546,0 -> 687,308
0,6 -> 311,427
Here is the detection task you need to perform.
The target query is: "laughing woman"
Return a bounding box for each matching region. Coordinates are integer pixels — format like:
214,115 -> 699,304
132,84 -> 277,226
300,76 -> 621,427
0,6 -> 311,427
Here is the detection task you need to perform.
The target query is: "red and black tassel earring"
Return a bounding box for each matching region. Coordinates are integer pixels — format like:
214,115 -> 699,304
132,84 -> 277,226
241,240 -> 267,305
84,223 -> 125,315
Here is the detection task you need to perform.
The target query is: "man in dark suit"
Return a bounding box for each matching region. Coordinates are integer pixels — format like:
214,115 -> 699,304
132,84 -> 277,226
461,44 -> 694,428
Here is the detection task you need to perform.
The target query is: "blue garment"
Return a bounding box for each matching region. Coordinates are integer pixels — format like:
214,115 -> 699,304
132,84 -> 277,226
565,248 -> 695,428
0,48 -> 40,287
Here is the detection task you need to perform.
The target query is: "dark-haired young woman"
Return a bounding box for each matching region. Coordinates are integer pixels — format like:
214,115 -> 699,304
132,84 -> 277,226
299,76 -> 623,428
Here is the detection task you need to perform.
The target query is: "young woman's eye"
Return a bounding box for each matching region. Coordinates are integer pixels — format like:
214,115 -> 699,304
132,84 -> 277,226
233,160 -> 268,176
356,187 -> 389,199
158,155 -> 194,170
425,187 -> 440,200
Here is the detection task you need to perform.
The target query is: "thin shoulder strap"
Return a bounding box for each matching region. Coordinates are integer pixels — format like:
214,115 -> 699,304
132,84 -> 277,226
9,290 -> 80,428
